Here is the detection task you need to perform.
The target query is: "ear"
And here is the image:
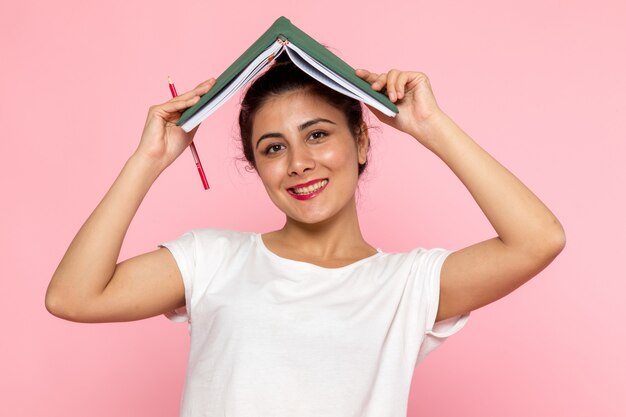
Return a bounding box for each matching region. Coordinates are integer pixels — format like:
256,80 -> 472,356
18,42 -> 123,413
356,122 -> 369,165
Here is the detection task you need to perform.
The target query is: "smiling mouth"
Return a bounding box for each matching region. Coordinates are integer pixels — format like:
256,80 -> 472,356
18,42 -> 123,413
288,179 -> 329,195
287,179 -> 329,200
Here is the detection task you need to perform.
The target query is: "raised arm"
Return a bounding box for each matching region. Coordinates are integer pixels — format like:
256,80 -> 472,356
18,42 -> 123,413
356,69 -> 566,322
45,78 -> 216,323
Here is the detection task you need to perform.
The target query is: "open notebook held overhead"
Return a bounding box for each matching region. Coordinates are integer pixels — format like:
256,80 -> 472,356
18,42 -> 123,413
177,16 -> 399,133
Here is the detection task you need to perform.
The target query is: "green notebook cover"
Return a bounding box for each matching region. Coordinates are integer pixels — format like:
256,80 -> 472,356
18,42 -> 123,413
177,16 -> 398,127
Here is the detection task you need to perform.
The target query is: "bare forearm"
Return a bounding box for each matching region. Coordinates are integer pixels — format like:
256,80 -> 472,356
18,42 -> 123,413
46,153 -> 162,309
420,112 -> 565,256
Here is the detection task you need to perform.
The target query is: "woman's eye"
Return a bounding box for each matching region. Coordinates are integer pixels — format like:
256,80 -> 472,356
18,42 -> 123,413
264,144 -> 285,155
309,131 -> 327,141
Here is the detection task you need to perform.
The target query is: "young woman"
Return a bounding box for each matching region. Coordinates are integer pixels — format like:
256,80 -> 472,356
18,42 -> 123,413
46,56 -> 565,416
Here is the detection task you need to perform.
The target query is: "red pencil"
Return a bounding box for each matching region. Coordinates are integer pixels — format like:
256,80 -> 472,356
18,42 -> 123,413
168,76 -> 210,190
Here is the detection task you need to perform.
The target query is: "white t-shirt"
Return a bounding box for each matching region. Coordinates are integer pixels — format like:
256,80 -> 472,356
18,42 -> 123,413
160,228 -> 469,417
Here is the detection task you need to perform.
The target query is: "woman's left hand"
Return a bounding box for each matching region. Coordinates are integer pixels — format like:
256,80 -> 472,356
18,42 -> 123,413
355,69 -> 445,143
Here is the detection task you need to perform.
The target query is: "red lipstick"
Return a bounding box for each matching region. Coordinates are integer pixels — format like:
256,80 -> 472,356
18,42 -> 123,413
286,178 -> 329,201
289,178 -> 327,189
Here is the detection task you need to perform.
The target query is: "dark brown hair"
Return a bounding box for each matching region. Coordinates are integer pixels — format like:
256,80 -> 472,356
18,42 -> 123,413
238,54 -> 370,176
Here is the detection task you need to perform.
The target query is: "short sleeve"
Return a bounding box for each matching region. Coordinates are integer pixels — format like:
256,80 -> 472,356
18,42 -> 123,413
158,231 -> 197,323
415,248 -> 470,366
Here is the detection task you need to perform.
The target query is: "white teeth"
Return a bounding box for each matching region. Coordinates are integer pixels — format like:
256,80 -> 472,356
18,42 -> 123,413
292,179 -> 328,195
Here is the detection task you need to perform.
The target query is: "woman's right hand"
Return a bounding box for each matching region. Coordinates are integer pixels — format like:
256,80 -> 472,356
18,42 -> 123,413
135,78 -> 216,171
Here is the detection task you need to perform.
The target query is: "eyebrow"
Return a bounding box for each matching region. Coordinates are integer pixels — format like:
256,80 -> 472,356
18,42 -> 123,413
255,118 -> 337,149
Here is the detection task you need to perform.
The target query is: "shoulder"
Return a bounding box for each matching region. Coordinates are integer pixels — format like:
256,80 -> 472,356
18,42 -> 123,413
161,228 -> 255,256
186,227 -> 254,243
379,246 -> 451,268
356,246 -> 451,282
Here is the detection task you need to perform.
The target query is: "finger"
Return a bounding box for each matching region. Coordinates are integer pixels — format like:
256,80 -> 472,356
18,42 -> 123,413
395,72 -> 410,100
355,68 -> 381,84
188,77 -> 216,96
158,95 -> 202,115
385,69 -> 401,101
174,78 -> 216,101
153,78 -> 216,123
196,78 -> 216,88
355,68 -> 369,78
371,73 -> 388,91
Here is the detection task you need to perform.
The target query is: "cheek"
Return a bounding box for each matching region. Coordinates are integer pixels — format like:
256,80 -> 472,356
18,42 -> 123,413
318,143 -> 357,168
256,160 -> 284,188
322,145 -> 360,197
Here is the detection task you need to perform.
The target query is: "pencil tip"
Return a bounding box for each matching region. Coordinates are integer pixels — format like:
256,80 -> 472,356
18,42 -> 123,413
168,75 -> 173,84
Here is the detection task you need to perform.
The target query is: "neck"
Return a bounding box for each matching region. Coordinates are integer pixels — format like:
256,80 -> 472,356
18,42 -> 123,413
276,195 -> 371,259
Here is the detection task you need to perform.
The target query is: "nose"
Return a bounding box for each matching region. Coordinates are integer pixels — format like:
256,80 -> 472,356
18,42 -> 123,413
287,143 -> 315,176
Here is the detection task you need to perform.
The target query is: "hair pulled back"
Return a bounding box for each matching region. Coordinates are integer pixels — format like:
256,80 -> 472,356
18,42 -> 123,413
238,54 -> 369,176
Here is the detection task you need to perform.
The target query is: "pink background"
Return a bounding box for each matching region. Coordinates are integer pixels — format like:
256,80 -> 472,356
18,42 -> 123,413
1,1 -> 624,416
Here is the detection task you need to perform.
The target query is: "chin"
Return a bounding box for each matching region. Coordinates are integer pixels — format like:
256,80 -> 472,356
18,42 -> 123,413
284,203 -> 349,226
267,186 -> 356,226
284,209 -> 329,224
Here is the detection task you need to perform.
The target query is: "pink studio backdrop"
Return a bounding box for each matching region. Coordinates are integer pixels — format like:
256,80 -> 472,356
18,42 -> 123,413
1,1 -> 624,416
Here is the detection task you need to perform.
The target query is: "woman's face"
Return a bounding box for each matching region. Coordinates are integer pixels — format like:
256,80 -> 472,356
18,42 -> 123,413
251,90 -> 368,225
